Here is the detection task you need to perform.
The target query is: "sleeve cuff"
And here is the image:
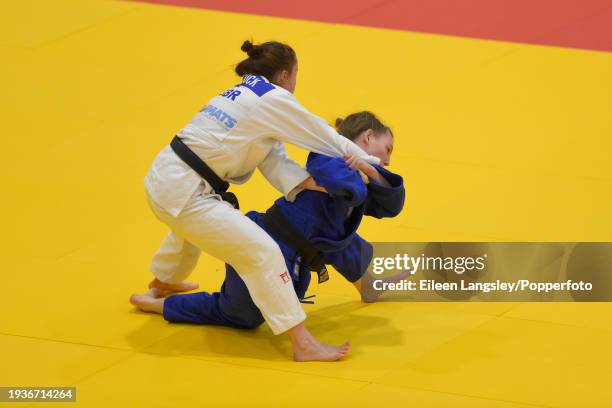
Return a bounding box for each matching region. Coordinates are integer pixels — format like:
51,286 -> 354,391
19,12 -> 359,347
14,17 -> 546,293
285,187 -> 303,202
366,155 -> 381,165
284,172 -> 310,202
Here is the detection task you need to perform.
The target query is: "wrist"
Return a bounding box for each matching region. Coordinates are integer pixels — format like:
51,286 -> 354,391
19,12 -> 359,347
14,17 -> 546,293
362,164 -> 377,178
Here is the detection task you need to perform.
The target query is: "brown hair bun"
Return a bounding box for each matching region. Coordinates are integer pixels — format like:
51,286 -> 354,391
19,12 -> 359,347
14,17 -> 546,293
235,40 -> 297,81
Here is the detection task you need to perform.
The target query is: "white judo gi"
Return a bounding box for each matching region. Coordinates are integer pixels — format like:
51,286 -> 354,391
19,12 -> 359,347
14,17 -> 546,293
144,74 -> 380,334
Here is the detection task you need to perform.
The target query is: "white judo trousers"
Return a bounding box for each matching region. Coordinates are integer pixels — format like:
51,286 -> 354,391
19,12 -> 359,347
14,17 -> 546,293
144,74 -> 380,334
146,180 -> 305,334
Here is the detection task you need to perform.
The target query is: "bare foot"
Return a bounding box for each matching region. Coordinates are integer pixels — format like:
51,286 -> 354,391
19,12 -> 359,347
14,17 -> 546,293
148,287 -> 171,298
129,292 -> 165,314
288,322 -> 350,362
293,340 -> 351,362
148,278 -> 199,294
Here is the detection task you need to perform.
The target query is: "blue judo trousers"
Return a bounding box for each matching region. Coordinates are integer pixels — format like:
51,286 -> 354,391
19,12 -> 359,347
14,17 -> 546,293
163,152 -> 405,329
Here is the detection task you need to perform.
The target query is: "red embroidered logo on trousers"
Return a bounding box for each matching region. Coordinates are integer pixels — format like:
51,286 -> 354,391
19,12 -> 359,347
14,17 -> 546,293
279,271 -> 290,284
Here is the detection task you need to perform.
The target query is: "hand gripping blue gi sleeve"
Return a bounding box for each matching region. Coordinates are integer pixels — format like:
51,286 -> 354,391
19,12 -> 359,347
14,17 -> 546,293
305,153 -> 368,208
365,165 -> 405,219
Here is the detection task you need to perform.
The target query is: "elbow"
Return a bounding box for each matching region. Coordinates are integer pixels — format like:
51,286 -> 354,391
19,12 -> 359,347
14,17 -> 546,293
387,205 -> 404,218
386,194 -> 406,218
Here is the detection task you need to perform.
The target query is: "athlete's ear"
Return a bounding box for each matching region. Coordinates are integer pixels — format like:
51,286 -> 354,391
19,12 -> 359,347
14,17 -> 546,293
273,69 -> 289,88
280,69 -> 290,82
363,129 -> 375,144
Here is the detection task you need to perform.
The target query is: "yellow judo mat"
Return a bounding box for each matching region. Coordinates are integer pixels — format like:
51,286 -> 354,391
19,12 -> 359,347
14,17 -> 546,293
1,1 -> 612,406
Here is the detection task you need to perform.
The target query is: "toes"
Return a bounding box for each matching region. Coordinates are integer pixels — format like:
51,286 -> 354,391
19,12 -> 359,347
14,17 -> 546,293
130,295 -> 149,310
149,279 -> 199,292
149,288 -> 170,298
180,281 -> 199,291
332,352 -> 345,361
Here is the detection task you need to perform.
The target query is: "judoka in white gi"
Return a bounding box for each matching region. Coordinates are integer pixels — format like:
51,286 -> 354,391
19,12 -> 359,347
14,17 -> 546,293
134,40 -> 380,361
132,111 -> 405,361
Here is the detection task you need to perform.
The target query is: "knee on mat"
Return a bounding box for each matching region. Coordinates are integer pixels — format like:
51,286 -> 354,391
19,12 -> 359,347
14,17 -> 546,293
238,314 -> 265,330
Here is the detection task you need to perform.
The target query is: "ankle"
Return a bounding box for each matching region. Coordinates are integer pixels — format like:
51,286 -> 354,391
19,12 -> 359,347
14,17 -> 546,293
288,326 -> 317,350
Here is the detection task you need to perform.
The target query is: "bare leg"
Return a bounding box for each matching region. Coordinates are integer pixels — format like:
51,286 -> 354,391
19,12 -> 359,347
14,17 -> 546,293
288,322 -> 350,362
130,288 -> 166,314
148,277 -> 199,294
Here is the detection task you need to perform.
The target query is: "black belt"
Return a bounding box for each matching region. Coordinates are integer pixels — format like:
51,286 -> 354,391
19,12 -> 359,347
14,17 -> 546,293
170,136 -> 240,210
263,205 -> 329,284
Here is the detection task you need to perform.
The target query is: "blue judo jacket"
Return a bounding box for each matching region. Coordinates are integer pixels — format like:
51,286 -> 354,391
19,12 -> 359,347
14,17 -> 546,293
246,152 -> 405,299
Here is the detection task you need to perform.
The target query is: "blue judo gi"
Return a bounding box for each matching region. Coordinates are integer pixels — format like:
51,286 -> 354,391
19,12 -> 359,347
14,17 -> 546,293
162,152 -> 405,329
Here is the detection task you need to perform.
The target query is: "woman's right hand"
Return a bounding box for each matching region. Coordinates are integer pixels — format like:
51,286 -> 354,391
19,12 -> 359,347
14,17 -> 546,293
344,154 -> 390,187
344,154 -> 376,177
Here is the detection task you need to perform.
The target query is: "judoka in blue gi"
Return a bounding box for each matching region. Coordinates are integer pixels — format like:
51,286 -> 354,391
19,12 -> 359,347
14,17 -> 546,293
131,111 -> 405,335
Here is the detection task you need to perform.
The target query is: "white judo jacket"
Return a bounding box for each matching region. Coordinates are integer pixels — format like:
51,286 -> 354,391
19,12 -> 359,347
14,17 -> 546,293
145,74 -> 381,217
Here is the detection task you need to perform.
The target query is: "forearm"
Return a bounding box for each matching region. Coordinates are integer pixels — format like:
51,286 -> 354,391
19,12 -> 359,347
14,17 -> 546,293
352,278 -> 377,303
291,176 -> 328,195
355,269 -> 414,302
257,93 -> 381,164
334,133 -> 381,165
364,167 -> 391,188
